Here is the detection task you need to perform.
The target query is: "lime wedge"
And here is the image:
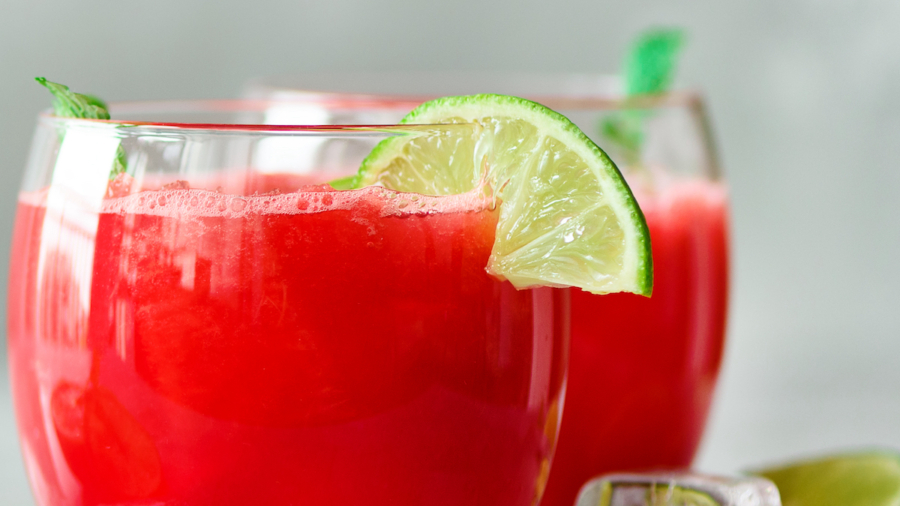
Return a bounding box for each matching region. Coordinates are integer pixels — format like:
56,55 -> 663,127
755,451 -> 900,506
355,94 -> 652,295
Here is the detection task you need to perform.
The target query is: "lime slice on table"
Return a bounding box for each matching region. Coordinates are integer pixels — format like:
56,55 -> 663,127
754,451 -> 900,506
351,94 -> 652,295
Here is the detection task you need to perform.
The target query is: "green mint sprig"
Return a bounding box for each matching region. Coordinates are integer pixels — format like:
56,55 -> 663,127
600,28 -> 685,167
36,77 -> 128,178
36,77 -> 111,120
624,29 -> 685,96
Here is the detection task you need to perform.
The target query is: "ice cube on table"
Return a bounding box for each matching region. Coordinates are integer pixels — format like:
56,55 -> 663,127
576,472 -> 781,506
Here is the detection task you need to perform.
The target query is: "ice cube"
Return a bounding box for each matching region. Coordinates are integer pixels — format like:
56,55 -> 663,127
576,472 -> 781,506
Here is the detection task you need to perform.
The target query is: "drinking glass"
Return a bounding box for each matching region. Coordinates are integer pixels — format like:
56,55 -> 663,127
245,72 -> 731,506
7,99 -> 570,506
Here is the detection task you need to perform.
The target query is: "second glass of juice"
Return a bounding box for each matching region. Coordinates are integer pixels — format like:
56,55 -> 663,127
247,73 -> 731,506
547,92 -> 729,506
7,100 -> 569,506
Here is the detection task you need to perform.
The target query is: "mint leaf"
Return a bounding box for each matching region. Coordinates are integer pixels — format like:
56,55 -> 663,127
35,77 -> 111,120
599,28 -> 686,167
625,29 -> 685,96
36,77 -> 128,179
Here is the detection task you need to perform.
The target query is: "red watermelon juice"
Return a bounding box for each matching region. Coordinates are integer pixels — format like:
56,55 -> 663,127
8,175 -> 569,506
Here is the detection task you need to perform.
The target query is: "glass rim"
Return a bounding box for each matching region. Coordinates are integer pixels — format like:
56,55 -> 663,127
246,70 -> 706,105
36,91 -> 706,136
37,97 -> 423,135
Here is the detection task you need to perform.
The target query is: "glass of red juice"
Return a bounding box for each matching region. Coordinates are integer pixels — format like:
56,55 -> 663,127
246,73 -> 730,506
7,98 -> 570,506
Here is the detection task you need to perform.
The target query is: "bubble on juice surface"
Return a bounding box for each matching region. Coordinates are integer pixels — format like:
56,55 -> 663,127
230,198 -> 247,213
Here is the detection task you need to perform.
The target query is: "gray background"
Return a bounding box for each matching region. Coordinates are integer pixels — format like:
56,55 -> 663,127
2,0 -> 899,503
